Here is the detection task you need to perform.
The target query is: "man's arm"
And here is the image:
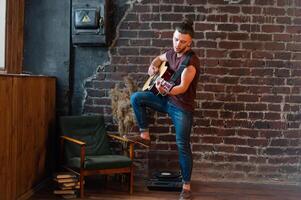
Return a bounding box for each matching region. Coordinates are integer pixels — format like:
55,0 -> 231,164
148,53 -> 167,76
156,65 -> 196,96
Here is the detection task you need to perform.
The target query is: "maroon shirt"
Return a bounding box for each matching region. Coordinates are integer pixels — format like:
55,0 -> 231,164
166,49 -> 200,112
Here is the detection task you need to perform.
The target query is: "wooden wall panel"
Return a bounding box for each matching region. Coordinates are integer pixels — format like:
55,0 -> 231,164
0,76 -> 13,200
0,75 -> 56,200
5,0 -> 25,73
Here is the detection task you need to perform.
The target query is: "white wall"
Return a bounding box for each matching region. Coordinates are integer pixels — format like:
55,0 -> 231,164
0,0 -> 6,69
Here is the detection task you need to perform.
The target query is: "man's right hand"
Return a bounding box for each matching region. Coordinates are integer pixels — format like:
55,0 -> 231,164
148,65 -> 159,76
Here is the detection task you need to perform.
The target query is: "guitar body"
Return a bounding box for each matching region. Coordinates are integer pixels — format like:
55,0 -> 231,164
142,62 -> 174,96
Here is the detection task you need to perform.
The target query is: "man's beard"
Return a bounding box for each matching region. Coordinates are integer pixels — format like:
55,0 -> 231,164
174,46 -> 189,54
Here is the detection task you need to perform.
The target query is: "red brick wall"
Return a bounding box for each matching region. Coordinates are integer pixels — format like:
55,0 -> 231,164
84,0 -> 301,184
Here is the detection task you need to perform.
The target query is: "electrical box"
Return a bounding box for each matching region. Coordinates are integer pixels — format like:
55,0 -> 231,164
72,0 -> 111,46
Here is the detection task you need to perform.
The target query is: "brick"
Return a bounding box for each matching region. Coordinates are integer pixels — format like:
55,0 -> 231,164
242,42 -> 263,50
248,139 -> 269,147
162,0 -> 184,3
201,136 -> 223,144
206,32 -> 227,40
152,39 -> 172,47
237,95 -> 259,102
246,103 -> 267,111
252,51 -> 273,59
141,0 -> 160,3
264,42 -> 285,50
263,7 -> 286,16
227,155 -> 248,162
215,93 -> 237,102
208,0 -> 226,4
207,49 -> 227,57
274,34 -> 291,42
251,33 -> 272,41
119,30 -> 138,38
174,5 -> 195,12
277,0 -> 294,6
237,129 -> 259,138
132,5 -> 151,12
118,47 -> 139,55
234,112 -> 248,119
220,111 -> 233,118
218,24 -> 238,31
229,50 -> 251,59
274,52 -> 291,60
255,0 -> 275,5
161,14 -> 183,21
287,26 -> 301,35
251,68 -> 273,76
124,13 -> 139,21
228,33 -> 249,40
157,5 -> 172,12
219,41 -> 240,49
276,17 -> 292,24
287,8 -> 301,16
262,25 -> 285,33
240,24 -> 260,32
207,14 -> 228,22
224,103 -> 245,111
219,6 -> 240,13
264,113 -> 281,120
196,41 -> 217,48
187,0 -> 207,4
235,147 -> 257,155
261,95 -> 283,103
249,112 -> 264,119
195,23 -> 215,31
252,16 -> 275,24
242,7 -> 261,14
221,60 -> 243,67
215,145 -> 235,153
230,15 -> 251,23
151,22 -> 171,29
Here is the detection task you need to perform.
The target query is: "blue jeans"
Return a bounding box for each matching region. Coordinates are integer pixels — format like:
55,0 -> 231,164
130,91 -> 193,183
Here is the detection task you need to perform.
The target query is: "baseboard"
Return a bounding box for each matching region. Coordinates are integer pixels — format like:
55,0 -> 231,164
17,178 -> 51,200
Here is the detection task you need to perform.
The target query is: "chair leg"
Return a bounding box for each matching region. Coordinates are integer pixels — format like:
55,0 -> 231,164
129,167 -> 134,194
80,174 -> 84,198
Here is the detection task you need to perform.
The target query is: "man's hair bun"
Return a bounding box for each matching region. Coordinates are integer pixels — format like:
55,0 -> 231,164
183,18 -> 193,28
175,18 -> 194,38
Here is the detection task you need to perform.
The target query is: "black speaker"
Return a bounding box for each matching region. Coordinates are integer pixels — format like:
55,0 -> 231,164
147,171 -> 183,191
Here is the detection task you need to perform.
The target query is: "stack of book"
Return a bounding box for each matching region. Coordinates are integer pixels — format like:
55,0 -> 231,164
53,172 -> 80,199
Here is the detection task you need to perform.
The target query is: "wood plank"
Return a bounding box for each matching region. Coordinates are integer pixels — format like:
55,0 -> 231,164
14,77 -> 56,198
29,179 -> 301,200
5,0 -> 25,73
0,76 -> 13,200
0,75 -> 55,200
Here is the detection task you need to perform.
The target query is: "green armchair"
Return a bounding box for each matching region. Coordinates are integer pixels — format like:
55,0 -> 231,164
59,115 -> 135,198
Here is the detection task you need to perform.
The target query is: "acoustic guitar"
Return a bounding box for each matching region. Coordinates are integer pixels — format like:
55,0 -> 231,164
142,61 -> 174,96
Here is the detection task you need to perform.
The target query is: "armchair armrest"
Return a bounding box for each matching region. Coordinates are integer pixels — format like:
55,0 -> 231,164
108,134 -> 135,160
61,135 -> 86,145
60,135 -> 86,169
108,134 -> 131,143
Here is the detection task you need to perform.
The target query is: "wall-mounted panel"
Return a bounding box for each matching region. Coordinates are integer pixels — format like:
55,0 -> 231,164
0,0 -> 6,69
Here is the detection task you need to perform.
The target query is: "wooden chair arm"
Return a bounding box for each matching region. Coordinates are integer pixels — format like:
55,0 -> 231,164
60,135 -> 86,169
108,134 -> 135,160
108,134 -> 131,143
61,135 -> 86,146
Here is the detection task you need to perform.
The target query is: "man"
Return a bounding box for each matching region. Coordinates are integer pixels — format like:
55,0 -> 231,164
126,19 -> 200,200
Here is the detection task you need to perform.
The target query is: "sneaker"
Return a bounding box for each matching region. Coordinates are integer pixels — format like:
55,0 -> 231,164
179,189 -> 192,200
123,135 -> 151,147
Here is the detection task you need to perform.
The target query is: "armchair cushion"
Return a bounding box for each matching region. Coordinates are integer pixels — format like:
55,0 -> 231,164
67,155 -> 132,170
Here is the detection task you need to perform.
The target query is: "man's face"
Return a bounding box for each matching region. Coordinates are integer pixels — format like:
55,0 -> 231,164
173,30 -> 192,54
